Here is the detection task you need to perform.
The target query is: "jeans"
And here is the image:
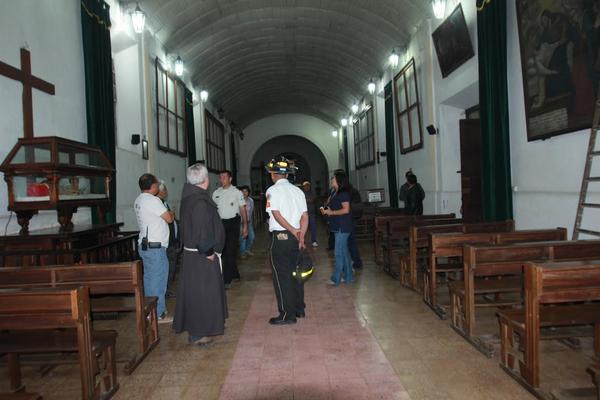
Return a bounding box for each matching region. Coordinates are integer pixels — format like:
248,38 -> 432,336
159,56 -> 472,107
308,214 -> 318,243
348,233 -> 363,267
332,231 -> 353,285
139,246 -> 169,317
240,223 -> 255,254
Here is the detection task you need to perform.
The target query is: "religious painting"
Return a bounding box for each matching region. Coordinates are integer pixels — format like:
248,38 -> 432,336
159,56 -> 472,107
516,0 -> 600,141
432,4 -> 475,78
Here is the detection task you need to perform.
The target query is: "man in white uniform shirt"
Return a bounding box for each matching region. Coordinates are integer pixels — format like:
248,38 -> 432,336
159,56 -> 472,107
265,157 -> 308,325
134,173 -> 175,323
212,170 -> 248,288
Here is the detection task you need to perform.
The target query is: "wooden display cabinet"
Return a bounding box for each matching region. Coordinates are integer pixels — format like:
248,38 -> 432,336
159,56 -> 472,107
0,136 -> 114,233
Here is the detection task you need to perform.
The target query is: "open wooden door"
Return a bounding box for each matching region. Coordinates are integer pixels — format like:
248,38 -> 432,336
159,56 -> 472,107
459,119 -> 483,222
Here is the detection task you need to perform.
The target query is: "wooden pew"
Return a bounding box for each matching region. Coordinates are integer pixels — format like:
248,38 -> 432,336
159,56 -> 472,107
383,216 -> 461,283
0,261 -> 159,374
426,227 -> 566,318
451,239 -> 600,355
373,213 -> 456,266
0,287 -> 118,399
0,232 -> 139,267
401,220 -> 515,303
0,393 -> 43,400
496,260 -> 600,397
353,206 -> 402,242
588,364 -> 600,400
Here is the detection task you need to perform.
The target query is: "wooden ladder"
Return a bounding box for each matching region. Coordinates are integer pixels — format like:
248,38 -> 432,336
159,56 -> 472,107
573,95 -> 600,239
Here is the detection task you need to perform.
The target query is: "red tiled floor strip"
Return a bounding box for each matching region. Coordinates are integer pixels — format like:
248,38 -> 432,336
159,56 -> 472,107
219,264 -> 411,400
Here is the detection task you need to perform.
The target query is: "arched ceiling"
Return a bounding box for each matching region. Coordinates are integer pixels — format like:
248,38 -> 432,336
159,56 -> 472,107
138,0 -> 432,128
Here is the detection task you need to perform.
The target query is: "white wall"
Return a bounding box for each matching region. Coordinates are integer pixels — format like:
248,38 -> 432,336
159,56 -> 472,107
239,114 -> 339,188
0,0 -> 91,233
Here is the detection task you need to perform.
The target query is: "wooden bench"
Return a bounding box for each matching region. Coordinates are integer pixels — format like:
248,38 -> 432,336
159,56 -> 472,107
588,364 -> 600,400
451,239 -> 600,355
497,260 -> 600,396
0,261 -> 159,374
0,287 -> 119,400
0,393 -> 43,400
383,216 -> 461,283
400,220 -> 515,302
0,232 -> 139,267
426,227 -> 566,318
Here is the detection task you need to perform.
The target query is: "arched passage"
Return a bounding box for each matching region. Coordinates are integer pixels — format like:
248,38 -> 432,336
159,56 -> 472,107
250,135 -> 329,196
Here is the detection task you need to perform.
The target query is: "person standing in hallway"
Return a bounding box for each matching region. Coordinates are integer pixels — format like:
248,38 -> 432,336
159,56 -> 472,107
157,181 -> 180,297
173,163 -> 227,346
265,157 -> 308,325
134,173 -> 175,323
404,174 -> 425,215
321,170 -> 354,286
239,186 -> 255,258
302,181 -> 318,247
399,169 -> 425,212
213,170 -> 248,288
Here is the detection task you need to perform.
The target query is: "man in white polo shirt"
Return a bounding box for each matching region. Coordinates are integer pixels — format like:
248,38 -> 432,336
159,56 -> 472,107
212,170 -> 248,288
265,157 -> 308,325
134,173 -> 175,323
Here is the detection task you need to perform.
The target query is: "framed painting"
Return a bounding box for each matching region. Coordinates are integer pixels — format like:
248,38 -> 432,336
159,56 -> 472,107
516,0 -> 599,141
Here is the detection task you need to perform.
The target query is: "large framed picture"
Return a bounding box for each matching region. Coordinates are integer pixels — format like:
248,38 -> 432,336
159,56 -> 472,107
516,0 -> 600,141
431,4 -> 474,78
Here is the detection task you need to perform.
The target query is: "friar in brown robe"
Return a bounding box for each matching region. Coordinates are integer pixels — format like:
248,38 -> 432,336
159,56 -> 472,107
173,172 -> 227,345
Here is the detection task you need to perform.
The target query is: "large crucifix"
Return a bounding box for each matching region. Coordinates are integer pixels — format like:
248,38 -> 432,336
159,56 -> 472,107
0,48 -> 55,138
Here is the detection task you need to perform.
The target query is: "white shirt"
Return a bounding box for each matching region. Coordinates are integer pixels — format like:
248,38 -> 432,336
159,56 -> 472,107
266,178 -> 307,232
134,192 -> 169,247
213,185 -> 245,219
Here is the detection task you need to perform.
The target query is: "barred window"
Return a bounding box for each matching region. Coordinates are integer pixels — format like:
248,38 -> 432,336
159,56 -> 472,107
205,111 -> 226,172
394,58 -> 423,154
353,104 -> 375,169
155,59 -> 187,156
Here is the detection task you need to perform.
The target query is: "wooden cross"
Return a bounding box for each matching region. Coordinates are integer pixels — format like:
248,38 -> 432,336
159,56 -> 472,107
0,48 -> 55,138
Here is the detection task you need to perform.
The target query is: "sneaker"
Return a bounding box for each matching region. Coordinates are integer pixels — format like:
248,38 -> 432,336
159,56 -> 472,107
312,242 -> 319,247
327,279 -> 337,286
158,312 -> 173,324
245,250 -> 254,256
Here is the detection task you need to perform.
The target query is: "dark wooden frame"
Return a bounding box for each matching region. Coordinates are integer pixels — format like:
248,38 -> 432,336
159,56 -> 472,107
205,110 -> 226,173
515,0 -> 599,141
393,58 -> 424,154
431,3 -> 475,79
353,104 -> 375,169
154,58 -> 187,156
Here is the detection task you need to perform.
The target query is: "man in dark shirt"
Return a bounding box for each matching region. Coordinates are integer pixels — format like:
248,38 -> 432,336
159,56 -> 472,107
302,181 -> 318,247
404,174 -> 424,215
400,170 -> 425,213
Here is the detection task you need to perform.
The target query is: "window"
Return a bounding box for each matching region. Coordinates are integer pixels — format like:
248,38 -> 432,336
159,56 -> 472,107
205,110 -> 226,172
353,104 -> 375,169
155,58 -> 187,156
393,58 -> 423,154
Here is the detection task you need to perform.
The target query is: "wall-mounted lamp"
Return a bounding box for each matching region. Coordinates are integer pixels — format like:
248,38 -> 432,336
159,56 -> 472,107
200,90 -> 209,102
131,3 -> 146,34
367,79 -> 376,95
341,118 -> 348,127
174,56 -> 184,77
332,130 -> 338,138
389,49 -> 399,69
432,0 -> 446,19
141,138 -> 149,160
351,104 -> 359,114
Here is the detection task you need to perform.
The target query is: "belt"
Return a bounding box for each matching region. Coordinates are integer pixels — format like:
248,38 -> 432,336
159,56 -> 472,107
183,247 -> 198,252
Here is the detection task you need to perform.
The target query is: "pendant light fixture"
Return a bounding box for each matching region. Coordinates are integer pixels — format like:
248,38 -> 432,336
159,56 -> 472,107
131,3 -> 146,34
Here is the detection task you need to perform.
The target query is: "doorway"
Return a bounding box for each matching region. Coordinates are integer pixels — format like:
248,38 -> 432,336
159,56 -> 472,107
459,118 -> 483,222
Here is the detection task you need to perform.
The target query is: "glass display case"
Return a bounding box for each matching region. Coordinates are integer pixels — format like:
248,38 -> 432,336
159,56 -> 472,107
0,137 -> 114,233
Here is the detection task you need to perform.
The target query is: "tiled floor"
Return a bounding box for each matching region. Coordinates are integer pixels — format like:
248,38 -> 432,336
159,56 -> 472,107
0,226 -> 595,399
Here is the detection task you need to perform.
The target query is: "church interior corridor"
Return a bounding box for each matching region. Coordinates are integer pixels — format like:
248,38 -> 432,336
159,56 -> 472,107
2,0 -> 600,399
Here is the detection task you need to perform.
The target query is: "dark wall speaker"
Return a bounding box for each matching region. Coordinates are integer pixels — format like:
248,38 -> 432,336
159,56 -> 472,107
131,134 -> 141,145
426,125 -> 437,135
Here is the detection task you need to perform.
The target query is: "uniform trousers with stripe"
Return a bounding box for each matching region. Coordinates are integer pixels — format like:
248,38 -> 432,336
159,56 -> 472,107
270,231 -> 305,319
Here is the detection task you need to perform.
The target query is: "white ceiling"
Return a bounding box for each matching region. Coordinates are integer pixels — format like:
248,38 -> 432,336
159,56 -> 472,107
138,0 -> 432,128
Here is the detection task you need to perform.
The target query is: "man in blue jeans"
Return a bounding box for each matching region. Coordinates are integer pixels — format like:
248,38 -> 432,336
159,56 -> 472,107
134,173 -> 175,323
